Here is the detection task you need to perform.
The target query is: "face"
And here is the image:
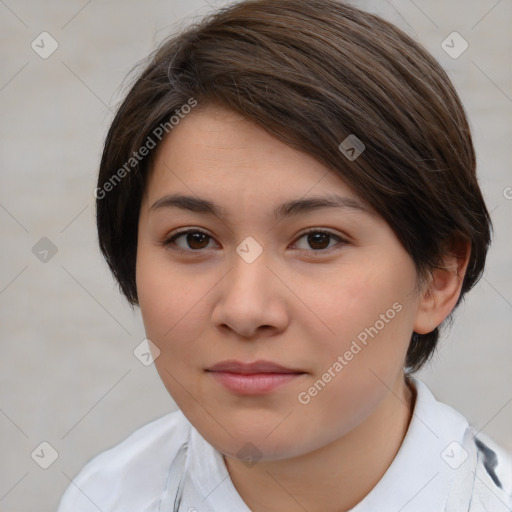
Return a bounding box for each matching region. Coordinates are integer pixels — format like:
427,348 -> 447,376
136,104 -> 424,461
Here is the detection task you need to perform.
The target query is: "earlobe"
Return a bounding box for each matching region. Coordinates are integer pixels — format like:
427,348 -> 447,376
413,239 -> 471,335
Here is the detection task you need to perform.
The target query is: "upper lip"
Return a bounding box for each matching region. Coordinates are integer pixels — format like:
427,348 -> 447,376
206,360 -> 304,374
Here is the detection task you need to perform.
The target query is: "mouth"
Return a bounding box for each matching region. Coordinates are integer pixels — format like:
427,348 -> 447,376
206,359 -> 305,374
205,360 -> 306,395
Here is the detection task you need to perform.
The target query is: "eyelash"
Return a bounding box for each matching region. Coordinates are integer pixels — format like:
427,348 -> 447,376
162,228 -> 347,255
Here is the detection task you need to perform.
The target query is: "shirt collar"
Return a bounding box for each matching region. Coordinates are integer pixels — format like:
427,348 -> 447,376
349,377 -> 469,511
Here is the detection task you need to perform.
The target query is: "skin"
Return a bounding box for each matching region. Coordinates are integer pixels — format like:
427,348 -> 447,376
136,104 -> 470,512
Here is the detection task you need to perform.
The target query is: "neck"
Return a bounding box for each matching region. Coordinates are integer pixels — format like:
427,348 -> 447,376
224,374 -> 416,512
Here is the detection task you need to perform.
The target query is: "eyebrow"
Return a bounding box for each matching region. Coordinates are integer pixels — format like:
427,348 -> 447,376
149,193 -> 371,220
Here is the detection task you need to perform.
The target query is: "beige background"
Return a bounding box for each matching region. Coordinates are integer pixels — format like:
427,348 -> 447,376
0,0 -> 511,510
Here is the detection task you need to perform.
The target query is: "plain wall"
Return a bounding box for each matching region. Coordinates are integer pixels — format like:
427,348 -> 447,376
0,0 -> 511,510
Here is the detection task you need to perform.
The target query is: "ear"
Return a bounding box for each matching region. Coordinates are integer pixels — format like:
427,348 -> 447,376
413,238 -> 471,334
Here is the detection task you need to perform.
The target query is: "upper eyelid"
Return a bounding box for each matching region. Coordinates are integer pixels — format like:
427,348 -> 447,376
167,227 -> 344,240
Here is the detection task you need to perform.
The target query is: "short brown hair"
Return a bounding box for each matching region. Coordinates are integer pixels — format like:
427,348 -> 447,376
96,0 -> 492,372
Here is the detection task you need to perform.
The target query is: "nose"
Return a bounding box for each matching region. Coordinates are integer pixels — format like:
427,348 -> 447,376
211,247 -> 289,340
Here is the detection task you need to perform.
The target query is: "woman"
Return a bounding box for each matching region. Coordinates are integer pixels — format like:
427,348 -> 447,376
59,1 -> 512,510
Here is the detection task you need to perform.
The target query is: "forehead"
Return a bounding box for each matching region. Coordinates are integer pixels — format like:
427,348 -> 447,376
144,105 -> 369,213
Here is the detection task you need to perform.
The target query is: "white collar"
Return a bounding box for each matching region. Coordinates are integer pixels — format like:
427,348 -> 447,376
349,377 -> 469,511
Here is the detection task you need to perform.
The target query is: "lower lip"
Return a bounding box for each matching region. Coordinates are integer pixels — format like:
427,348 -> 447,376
208,371 -> 304,394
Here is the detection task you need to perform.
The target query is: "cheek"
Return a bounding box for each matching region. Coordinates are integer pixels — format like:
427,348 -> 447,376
136,249 -> 214,411
315,257 -> 417,349
300,259 -> 418,424
136,247 -> 195,346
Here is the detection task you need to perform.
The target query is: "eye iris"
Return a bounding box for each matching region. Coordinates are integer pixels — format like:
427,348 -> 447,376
187,232 -> 209,249
308,232 -> 330,250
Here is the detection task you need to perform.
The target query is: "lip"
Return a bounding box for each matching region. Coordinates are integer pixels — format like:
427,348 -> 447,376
206,359 -> 304,374
206,360 -> 306,395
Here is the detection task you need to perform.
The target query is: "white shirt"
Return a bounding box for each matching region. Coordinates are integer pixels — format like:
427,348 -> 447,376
57,378 -> 512,511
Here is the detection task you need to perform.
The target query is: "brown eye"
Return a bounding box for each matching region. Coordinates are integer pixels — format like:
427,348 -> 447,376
293,229 -> 346,253
306,232 -> 330,250
184,232 -> 210,250
164,230 -> 216,252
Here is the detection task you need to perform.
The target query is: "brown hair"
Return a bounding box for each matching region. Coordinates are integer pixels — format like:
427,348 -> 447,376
96,0 -> 492,372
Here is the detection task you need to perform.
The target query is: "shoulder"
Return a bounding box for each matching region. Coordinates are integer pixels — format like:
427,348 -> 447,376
471,429 -> 512,510
409,378 -> 512,509
57,409 -> 191,512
